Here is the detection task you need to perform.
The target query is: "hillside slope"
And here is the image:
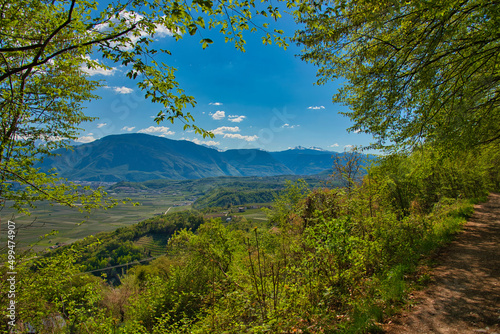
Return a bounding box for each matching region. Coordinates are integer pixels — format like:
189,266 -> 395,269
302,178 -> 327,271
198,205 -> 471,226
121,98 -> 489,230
38,134 -> 343,182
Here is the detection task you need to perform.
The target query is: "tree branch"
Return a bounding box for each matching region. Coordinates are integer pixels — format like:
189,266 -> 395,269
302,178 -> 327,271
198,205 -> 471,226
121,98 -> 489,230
1,167 -> 77,208
0,43 -> 44,53
0,23 -> 138,83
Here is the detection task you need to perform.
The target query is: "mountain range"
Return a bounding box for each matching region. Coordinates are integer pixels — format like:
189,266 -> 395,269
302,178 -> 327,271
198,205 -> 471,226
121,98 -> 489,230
38,134 -> 350,182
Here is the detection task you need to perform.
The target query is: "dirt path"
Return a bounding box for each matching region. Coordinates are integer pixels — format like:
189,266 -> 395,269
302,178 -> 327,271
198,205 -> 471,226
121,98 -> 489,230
383,193 -> 500,334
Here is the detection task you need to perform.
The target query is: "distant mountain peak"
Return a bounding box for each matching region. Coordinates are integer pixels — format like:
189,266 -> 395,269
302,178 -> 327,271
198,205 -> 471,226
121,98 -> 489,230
37,134 -> 358,182
309,146 -> 327,152
289,146 -> 327,152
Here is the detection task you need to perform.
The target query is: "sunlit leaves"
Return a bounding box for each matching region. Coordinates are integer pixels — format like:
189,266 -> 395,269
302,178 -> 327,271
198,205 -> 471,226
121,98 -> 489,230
294,0 -> 500,152
200,38 -> 214,49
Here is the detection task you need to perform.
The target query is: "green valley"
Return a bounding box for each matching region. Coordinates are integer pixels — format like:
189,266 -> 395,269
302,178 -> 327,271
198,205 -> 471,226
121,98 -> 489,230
0,174 -> 332,251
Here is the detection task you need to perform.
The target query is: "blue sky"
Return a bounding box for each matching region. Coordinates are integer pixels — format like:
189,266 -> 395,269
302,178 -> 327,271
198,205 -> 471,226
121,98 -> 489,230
78,11 -> 375,153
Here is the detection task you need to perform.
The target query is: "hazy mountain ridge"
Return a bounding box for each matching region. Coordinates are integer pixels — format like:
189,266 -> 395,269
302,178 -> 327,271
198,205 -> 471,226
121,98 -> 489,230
38,134 -> 343,182
269,149 -> 342,175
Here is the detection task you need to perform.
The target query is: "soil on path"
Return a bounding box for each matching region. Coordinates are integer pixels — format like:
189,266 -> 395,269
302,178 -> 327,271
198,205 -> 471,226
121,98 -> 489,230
383,193 -> 500,334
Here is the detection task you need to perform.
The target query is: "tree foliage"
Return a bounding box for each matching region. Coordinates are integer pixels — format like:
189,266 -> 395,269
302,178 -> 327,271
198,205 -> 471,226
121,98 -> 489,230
193,188 -> 278,209
331,147 -> 363,194
0,0 -> 288,212
294,0 -> 500,151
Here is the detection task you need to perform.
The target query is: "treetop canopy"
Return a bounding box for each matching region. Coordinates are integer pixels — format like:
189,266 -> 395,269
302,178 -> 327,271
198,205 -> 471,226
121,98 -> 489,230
294,0 -> 500,151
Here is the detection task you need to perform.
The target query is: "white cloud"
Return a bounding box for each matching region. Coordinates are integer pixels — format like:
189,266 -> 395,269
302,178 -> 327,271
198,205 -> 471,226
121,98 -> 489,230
211,126 -> 240,135
209,102 -> 223,106
209,126 -> 258,141
188,138 -> 220,147
281,123 -> 299,129
329,143 -> 340,148
95,11 -> 173,51
307,106 -> 326,110
75,135 -> 96,143
228,115 -> 246,123
223,133 -> 258,142
80,56 -> 117,76
211,110 -> 226,120
81,64 -> 116,76
97,123 -> 107,128
353,129 -> 362,133
138,126 -> 175,136
121,126 -> 135,132
344,144 -> 353,149
154,23 -> 175,38
103,85 -> 134,94
113,86 -> 134,94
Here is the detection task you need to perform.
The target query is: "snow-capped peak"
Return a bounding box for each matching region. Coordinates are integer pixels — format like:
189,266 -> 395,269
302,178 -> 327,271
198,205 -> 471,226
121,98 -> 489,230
288,146 -> 327,151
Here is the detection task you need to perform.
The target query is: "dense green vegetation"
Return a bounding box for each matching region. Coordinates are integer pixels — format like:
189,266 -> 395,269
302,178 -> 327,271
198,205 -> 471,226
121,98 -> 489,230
2,145 -> 498,333
52,211 -> 205,285
193,188 -> 279,209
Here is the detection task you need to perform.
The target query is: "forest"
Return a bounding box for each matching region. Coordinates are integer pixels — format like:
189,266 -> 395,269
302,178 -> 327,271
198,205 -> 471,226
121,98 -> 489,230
1,0 -> 499,333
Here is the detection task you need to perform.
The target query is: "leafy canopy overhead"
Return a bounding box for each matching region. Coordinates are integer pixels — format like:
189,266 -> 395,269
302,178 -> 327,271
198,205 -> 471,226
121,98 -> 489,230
294,0 -> 500,151
0,0 -> 288,212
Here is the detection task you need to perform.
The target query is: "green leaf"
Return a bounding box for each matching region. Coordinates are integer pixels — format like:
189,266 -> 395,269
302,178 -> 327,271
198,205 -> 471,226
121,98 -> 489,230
200,38 -> 214,49
188,23 -> 198,36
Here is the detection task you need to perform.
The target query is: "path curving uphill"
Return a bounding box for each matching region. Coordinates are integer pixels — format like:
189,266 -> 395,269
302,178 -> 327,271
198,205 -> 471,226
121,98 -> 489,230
383,193 -> 500,334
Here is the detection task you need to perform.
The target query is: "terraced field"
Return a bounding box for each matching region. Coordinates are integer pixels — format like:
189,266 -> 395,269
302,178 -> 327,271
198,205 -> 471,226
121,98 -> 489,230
134,235 -> 169,257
